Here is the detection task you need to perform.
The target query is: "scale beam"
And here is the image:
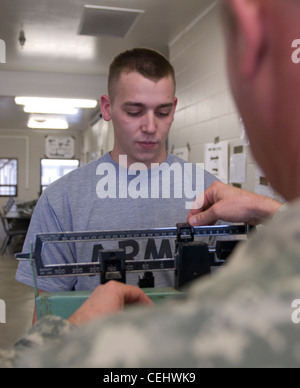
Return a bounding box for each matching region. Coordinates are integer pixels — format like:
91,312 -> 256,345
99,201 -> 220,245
16,224 -> 251,278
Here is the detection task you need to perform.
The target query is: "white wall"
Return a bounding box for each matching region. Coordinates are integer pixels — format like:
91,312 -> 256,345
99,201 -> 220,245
168,3 -> 263,195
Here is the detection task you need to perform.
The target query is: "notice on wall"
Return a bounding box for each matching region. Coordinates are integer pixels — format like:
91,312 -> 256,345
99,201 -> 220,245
230,145 -> 247,184
204,141 -> 228,183
45,136 -> 75,159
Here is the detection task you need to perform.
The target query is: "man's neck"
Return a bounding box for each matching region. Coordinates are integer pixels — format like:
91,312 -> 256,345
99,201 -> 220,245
110,150 -> 168,170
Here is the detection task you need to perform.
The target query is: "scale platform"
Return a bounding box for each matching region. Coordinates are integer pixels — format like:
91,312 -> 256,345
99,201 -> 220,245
36,288 -> 184,320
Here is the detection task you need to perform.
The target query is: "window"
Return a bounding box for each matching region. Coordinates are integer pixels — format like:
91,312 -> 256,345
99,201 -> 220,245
41,159 -> 80,193
0,159 -> 18,197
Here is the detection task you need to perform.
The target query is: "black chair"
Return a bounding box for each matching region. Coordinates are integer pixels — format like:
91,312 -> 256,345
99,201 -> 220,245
2,197 -> 15,215
0,211 -> 27,254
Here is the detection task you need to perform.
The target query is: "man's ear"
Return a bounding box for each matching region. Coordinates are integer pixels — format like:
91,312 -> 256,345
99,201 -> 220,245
174,97 -> 178,111
100,95 -> 112,121
228,0 -> 266,79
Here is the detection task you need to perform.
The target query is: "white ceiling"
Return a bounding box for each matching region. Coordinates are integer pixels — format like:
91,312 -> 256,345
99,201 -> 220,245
0,0 -> 213,131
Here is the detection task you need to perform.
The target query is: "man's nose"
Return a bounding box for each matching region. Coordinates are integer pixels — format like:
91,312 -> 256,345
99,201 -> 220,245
141,112 -> 157,134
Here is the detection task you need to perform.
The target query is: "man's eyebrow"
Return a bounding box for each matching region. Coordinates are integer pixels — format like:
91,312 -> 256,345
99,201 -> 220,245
122,102 -> 145,108
122,102 -> 174,109
156,103 -> 175,109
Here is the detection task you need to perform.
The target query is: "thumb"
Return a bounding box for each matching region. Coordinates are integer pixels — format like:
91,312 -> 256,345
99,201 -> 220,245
188,207 -> 218,226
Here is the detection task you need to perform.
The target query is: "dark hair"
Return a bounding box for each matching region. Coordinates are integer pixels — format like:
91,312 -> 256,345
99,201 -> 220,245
108,48 -> 176,101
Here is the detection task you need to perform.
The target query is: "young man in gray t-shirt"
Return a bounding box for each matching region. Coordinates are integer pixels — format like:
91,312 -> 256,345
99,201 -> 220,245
16,48 -> 217,321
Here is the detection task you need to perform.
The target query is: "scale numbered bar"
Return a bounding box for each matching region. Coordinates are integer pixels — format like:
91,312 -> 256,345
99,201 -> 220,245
34,259 -> 176,278
34,224 -> 249,244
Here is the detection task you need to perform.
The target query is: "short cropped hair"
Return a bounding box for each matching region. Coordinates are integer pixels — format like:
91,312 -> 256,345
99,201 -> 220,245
108,48 -> 176,102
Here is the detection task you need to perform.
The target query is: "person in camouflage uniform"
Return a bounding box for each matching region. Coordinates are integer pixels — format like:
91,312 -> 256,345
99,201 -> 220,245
1,0 -> 300,367
1,207 -> 300,368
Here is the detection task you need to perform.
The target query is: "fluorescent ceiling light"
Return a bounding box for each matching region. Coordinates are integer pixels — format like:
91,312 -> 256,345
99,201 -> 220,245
28,117 -> 69,130
15,97 -> 97,114
24,105 -> 78,115
15,97 -> 98,108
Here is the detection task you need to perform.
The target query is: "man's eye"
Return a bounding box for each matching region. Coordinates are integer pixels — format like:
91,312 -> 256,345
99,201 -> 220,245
156,111 -> 171,117
127,111 -> 142,117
